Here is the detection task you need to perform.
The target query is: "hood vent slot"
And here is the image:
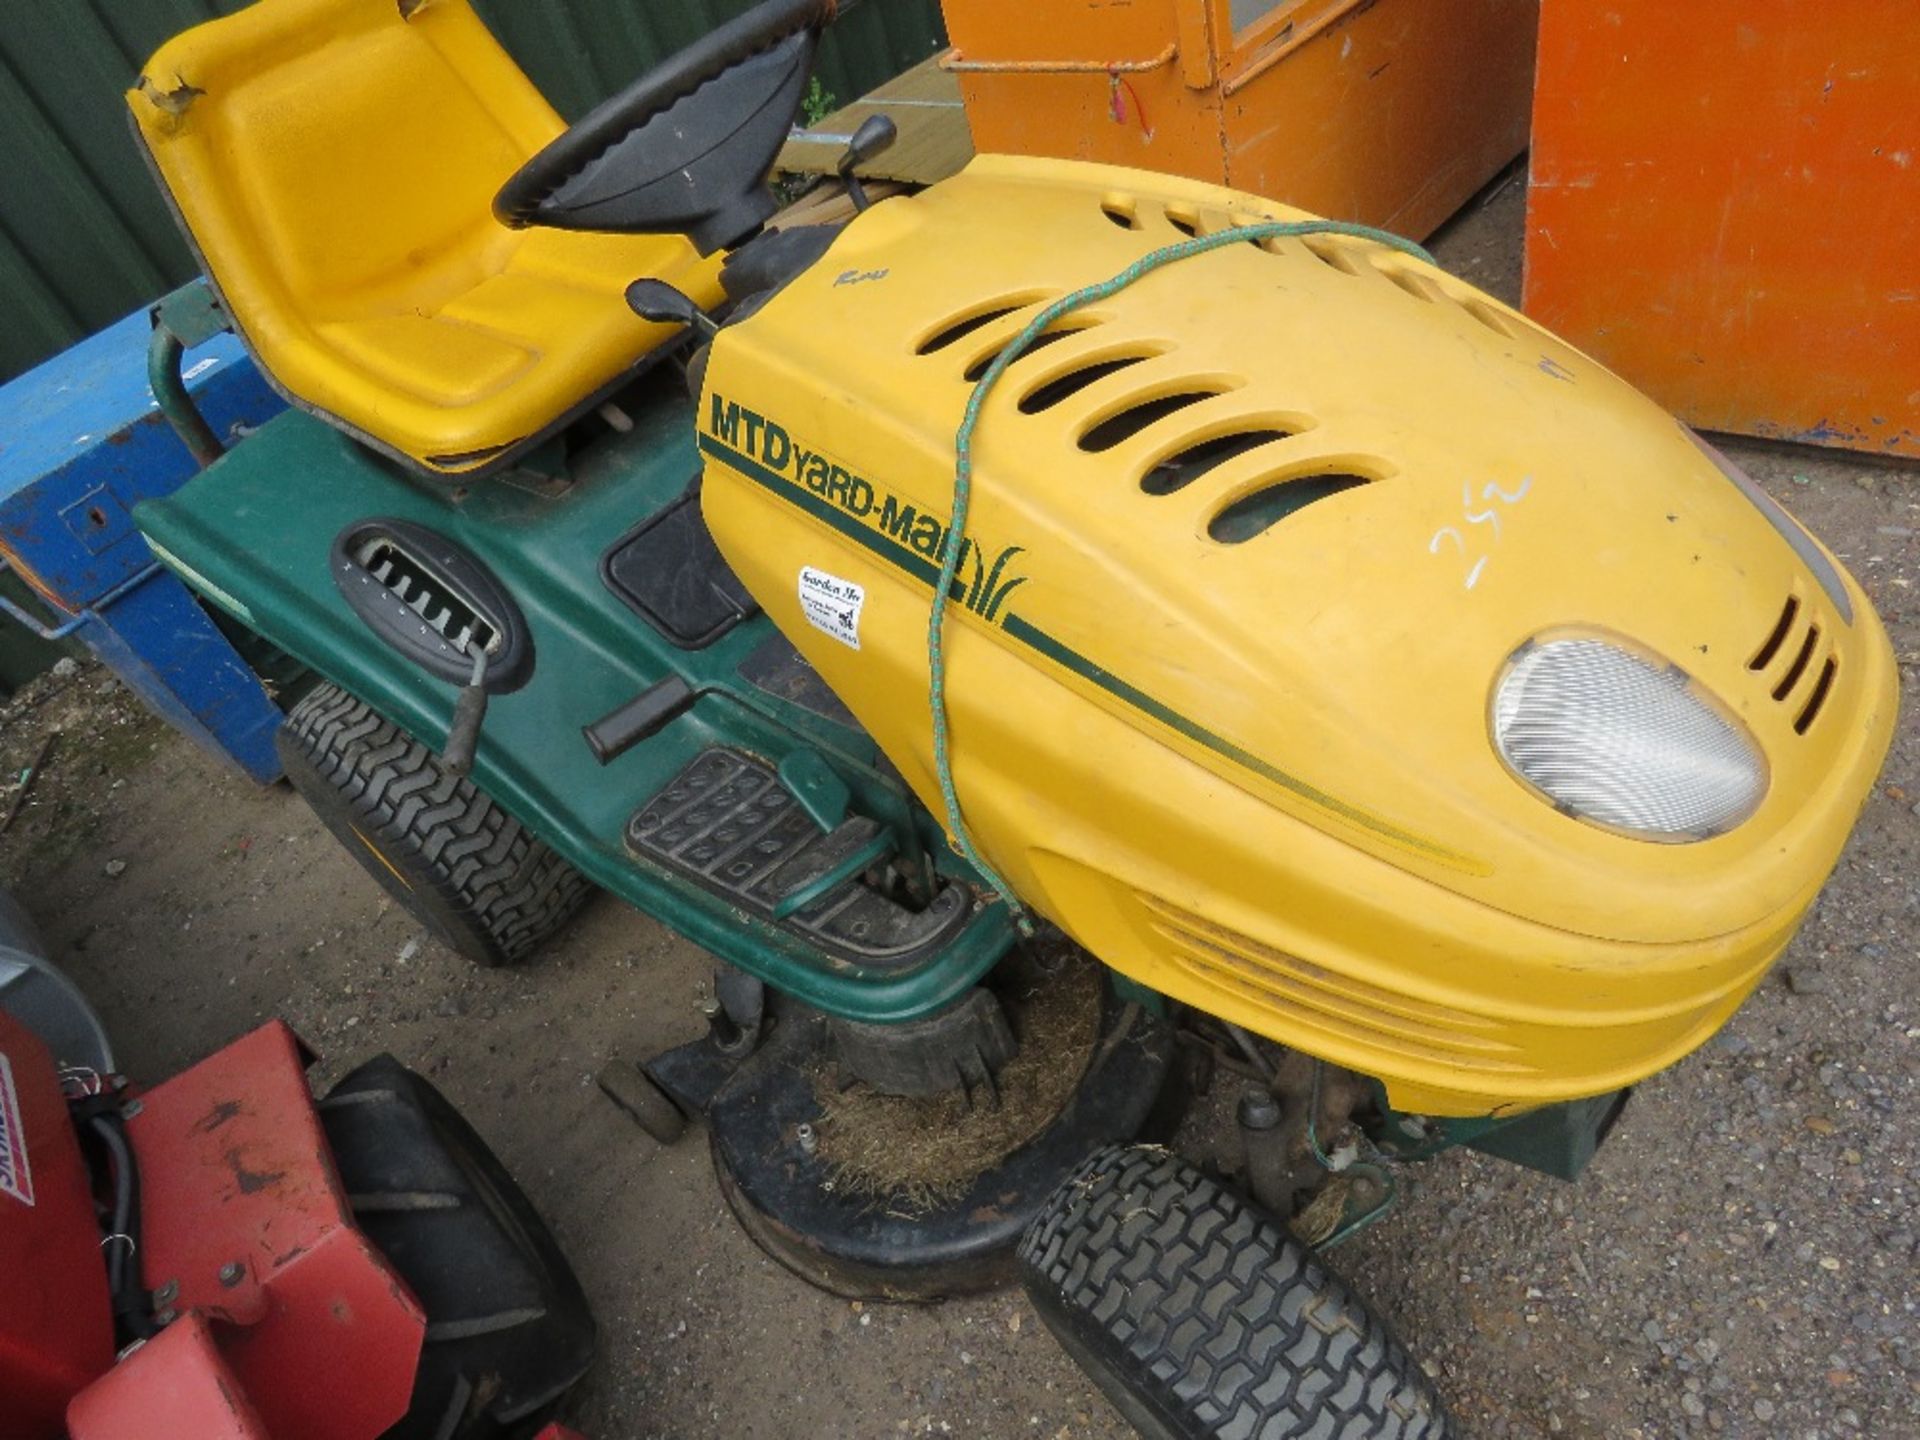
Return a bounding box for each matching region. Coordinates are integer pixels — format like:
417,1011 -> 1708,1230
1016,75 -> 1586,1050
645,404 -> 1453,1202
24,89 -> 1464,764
1143,430 -> 1293,495
918,297 -> 1046,355
963,322 -> 1097,382
1019,354 -> 1152,413
1749,595 -> 1799,670
1209,473 -> 1371,543
1748,593 -> 1840,734
1079,390 -> 1227,452
1163,205 -> 1200,237
1301,237 -> 1364,276
1771,624 -> 1820,701
1795,658 -> 1838,734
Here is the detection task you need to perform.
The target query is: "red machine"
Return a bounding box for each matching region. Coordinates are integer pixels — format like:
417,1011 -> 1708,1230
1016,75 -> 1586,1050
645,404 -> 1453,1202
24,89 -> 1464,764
0,1009 -> 593,1440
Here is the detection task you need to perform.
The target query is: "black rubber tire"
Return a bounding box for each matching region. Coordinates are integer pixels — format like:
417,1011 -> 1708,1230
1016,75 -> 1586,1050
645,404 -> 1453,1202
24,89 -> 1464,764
1018,1145 -> 1453,1440
320,1057 -> 596,1440
277,683 -> 592,967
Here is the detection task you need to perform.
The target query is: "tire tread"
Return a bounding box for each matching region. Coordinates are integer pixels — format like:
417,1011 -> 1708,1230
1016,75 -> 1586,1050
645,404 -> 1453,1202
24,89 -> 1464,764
278,684 -> 590,966
1018,1145 -> 1452,1440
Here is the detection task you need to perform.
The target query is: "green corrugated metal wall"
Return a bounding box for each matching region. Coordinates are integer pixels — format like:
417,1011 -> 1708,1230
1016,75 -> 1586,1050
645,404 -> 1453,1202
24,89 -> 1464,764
0,0 -> 945,385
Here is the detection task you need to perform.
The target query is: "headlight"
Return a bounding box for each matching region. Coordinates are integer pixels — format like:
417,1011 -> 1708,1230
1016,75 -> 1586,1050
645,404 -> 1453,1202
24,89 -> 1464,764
1492,636 -> 1766,840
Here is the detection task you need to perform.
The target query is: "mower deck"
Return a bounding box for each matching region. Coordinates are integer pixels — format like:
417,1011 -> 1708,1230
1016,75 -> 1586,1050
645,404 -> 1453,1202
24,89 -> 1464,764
133,377 -> 1013,1021
649,981 -> 1176,1300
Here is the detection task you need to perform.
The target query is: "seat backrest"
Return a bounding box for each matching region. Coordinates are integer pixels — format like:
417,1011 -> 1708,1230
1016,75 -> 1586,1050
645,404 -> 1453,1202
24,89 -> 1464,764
132,0 -> 561,331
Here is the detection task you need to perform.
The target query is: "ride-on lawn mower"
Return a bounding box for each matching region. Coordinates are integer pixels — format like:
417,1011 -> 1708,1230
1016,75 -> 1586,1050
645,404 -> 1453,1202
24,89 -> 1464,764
119,0 -> 1896,1433
0,978 -> 595,1439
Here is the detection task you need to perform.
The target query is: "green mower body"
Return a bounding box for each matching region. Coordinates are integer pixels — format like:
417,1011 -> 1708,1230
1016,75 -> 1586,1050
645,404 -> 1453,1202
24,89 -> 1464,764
136,361 -> 1014,1023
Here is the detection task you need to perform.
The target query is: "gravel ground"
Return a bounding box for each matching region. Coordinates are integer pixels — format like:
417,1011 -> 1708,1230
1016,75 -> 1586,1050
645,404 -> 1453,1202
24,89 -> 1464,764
0,172 -> 1914,1439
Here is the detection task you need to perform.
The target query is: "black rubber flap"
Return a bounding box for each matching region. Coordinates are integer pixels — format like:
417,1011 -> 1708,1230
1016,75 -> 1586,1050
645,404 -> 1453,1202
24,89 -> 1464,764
601,484 -> 759,647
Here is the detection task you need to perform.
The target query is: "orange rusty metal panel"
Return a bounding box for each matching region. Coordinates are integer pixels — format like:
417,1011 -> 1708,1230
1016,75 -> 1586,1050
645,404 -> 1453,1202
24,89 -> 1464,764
938,0 -> 1537,238
124,1022 -> 426,1440
1524,3 -> 1920,456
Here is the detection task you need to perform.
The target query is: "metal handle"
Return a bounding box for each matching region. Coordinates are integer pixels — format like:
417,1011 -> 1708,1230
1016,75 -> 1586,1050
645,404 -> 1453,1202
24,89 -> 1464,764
147,282 -> 235,470
0,553 -> 87,641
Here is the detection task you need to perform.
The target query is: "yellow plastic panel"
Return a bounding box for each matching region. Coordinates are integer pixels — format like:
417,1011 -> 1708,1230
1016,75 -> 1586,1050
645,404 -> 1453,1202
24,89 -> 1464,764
131,0 -> 723,475
696,156 -> 1898,1114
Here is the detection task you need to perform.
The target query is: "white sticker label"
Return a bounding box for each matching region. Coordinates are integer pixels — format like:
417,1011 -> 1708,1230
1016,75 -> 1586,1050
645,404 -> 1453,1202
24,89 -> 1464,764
798,567 -> 864,650
0,1051 -> 34,1207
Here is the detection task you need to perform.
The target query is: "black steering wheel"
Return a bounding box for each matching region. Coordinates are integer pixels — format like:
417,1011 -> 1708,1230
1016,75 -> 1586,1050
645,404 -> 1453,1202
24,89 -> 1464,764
494,0 -> 835,254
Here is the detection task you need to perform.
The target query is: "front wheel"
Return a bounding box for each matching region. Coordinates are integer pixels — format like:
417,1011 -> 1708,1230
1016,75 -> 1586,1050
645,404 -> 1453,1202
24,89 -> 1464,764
1018,1145 -> 1452,1439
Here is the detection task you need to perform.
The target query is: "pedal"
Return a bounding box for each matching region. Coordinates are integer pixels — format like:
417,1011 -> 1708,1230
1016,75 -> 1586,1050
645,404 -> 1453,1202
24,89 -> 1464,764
626,749 -> 969,967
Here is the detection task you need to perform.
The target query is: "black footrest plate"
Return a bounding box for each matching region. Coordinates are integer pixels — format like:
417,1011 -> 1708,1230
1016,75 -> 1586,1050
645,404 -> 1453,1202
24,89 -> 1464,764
627,749 -> 969,968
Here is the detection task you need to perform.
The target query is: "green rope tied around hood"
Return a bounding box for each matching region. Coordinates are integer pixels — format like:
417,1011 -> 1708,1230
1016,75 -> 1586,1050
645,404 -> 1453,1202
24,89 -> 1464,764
929,218 -> 1436,935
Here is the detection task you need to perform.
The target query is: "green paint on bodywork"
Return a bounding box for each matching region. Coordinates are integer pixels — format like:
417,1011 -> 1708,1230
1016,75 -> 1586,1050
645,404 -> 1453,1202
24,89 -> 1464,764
1367,1084 -> 1633,1181
135,384 -> 1012,1021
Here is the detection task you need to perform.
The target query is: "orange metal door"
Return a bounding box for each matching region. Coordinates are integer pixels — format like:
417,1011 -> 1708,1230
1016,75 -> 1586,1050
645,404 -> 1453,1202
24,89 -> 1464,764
940,0 -> 1537,238
1524,3 -> 1920,456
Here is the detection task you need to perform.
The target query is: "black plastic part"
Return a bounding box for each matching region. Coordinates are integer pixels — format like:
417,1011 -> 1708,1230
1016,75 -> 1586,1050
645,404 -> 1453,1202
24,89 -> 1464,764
655,986 -> 1173,1301
582,675 -> 697,765
1018,1146 -> 1453,1440
597,1059 -> 688,1144
319,1056 -> 596,1440
718,224 -> 843,304
600,484 -> 760,648
626,747 -> 969,967
714,963 -> 768,1050
493,0 -> 831,253
624,279 -> 718,338
440,680 -> 490,777
332,519 -> 532,692
829,988 -> 1018,1098
837,113 -> 899,211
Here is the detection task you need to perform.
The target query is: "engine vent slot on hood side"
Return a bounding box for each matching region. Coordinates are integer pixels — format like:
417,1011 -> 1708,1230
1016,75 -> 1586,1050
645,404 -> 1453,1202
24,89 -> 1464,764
1018,354 -> 1154,413
1299,237 -> 1365,276
1142,430 -> 1295,496
1745,592 -> 1840,734
1079,389 -> 1230,453
1795,658 -> 1838,734
1209,473 -> 1372,543
1749,595 -> 1800,670
962,321 -> 1101,382
917,294 -> 1052,355
1771,624 -> 1821,701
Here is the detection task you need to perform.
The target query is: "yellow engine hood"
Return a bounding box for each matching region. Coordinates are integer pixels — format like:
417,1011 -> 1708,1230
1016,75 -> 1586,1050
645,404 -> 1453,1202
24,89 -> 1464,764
695,156 -> 1896,1112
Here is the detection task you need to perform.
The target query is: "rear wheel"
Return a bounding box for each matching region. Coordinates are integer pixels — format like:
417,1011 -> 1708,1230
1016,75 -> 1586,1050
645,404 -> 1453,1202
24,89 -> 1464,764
277,684 -> 592,967
1018,1145 -> 1452,1439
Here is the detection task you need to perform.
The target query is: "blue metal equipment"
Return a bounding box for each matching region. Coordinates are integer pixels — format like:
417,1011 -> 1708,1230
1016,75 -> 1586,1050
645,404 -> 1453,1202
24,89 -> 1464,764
0,301 -> 287,783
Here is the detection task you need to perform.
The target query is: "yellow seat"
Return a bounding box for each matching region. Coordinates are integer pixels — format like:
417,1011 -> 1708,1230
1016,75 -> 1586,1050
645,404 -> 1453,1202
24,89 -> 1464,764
130,0 -> 725,477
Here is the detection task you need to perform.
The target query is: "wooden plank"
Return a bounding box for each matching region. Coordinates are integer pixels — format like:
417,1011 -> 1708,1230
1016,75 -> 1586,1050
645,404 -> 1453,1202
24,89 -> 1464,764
777,54 -> 973,186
